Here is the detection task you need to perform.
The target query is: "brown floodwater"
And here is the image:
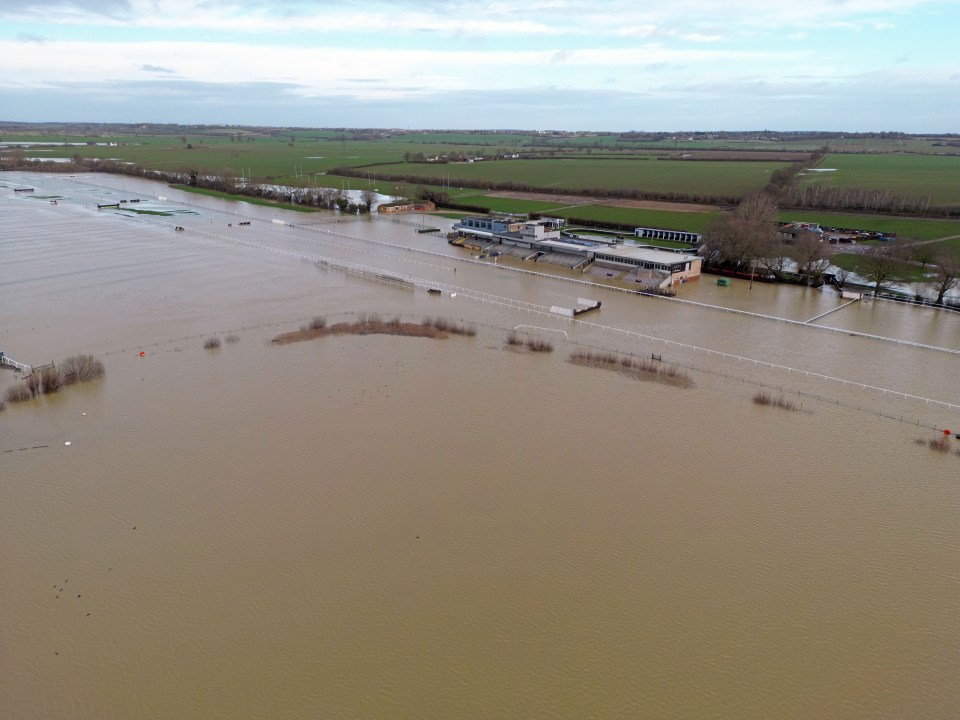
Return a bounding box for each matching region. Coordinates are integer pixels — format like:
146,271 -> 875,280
2,173 -> 959,719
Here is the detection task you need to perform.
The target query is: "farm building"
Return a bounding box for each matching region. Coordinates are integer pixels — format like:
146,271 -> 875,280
378,201 -> 436,214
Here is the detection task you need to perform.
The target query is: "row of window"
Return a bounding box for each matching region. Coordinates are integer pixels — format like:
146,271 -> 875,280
595,254 -> 689,272
634,229 -> 701,241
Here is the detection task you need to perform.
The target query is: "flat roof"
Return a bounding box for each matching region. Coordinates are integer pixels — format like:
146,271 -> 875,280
537,238 -> 597,253
594,246 -> 699,264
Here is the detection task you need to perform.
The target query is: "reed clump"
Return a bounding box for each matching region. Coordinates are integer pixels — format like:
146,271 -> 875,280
40,366 -> 64,394
203,336 -> 222,350
568,349 -> 693,388
61,354 -> 105,384
3,355 -> 106,409
504,332 -> 552,352
421,316 -> 477,336
224,334 -> 240,344
752,390 -> 800,411
274,313 -> 477,344
926,435 -> 952,453
525,337 -> 554,353
5,383 -> 33,403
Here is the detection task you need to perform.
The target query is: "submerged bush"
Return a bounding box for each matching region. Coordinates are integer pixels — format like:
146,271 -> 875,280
568,348 -> 693,388
525,337 -> 554,353
61,354 -> 105,384
224,334 -> 240,344
5,383 -> 33,403
40,366 -> 63,394
203,336 -> 221,350
753,391 -> 799,411
422,316 -> 477,337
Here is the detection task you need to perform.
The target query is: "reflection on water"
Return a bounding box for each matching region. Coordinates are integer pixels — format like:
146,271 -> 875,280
2,174 -> 959,719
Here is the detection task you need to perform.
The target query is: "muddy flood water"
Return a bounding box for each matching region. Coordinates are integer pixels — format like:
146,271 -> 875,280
2,173 -> 959,719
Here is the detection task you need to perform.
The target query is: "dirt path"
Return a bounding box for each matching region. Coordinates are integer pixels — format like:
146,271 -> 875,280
904,234 -> 960,247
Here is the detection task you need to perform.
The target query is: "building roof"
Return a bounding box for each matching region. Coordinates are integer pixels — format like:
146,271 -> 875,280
594,245 -> 699,265
533,238 -> 593,253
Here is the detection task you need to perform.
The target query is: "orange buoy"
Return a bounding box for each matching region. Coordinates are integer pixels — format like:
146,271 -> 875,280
139,351 -> 145,357
944,429 -> 952,436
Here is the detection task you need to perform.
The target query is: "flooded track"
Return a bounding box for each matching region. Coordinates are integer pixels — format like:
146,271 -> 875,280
2,173 -> 959,719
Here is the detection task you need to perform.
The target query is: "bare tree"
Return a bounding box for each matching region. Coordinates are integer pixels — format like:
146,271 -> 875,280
756,239 -> 790,280
931,252 -> 960,305
735,192 -> 778,228
793,231 -> 831,285
858,245 -> 900,296
360,188 -> 377,212
701,194 -> 778,271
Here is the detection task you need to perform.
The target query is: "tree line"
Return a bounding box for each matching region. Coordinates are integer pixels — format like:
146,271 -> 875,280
702,193 -> 959,301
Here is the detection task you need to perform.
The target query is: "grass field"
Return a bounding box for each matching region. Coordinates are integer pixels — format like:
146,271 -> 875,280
8,133 -> 497,184
4,129 -> 959,253
830,253 -> 936,284
396,184 -> 719,232
799,154 -> 960,206
546,205 -> 716,233
355,158 -> 786,198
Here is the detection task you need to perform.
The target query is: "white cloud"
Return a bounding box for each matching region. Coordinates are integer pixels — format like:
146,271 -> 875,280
1,0 -> 955,130
0,0 -> 939,36
0,39 -> 814,97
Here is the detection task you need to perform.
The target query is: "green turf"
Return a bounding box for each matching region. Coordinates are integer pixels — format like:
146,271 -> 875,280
5,129 -> 959,246
403,189 -> 717,233
830,253 -> 936,283
351,158 -> 786,198
798,154 -> 960,206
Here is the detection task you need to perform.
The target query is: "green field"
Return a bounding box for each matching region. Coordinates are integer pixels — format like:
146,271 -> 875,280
830,253 -> 935,284
5,132 -> 786,199
4,127 -> 959,258
799,154 -> 960,206
546,205 -> 716,233
355,158 -> 786,198
7,133 -> 498,185
384,182 -> 719,233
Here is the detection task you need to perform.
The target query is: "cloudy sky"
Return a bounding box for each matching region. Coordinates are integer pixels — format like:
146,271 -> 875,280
1,0 -> 958,131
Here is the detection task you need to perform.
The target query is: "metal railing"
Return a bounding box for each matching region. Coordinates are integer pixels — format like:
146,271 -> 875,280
1,356 -> 32,373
